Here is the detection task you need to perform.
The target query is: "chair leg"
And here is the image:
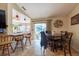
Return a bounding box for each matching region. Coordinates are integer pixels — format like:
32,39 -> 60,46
52,41 -> 55,52
2,45 -> 5,56
7,44 -> 10,56
25,37 -> 31,45
29,38 -> 31,45
14,41 -> 18,52
10,44 -> 14,53
50,42 -> 53,51
55,42 -> 58,52
53,42 -> 55,52
69,45 -> 72,56
21,40 -> 24,50
53,41 -> 58,52
25,39 -> 27,45
63,46 -> 66,56
60,41 -> 63,50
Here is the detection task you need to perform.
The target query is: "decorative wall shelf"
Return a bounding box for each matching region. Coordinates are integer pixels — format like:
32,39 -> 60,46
54,20 -> 63,28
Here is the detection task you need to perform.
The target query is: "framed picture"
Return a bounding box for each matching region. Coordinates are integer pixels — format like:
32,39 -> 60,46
71,13 -> 79,25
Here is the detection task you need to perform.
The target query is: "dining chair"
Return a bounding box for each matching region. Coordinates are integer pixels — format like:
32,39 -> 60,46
14,34 -> 24,52
60,31 -> 68,49
52,31 -> 67,52
63,32 -> 73,56
0,35 -> 13,56
24,33 -> 31,45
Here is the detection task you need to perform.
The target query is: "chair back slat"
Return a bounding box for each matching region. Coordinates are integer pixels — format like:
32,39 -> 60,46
15,34 -> 24,41
61,31 -> 68,41
0,35 -> 13,43
66,32 -> 73,44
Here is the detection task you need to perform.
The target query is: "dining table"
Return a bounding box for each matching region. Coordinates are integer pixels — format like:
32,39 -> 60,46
8,32 -> 30,52
0,32 -> 31,55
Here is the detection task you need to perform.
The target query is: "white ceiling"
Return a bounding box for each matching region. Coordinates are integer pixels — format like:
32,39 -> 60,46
17,3 -> 77,19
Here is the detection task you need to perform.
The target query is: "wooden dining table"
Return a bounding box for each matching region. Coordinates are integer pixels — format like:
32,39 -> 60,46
0,32 -> 31,55
8,33 -> 29,51
10,32 -> 32,51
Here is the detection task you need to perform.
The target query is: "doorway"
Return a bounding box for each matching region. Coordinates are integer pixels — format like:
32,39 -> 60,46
34,23 -> 47,40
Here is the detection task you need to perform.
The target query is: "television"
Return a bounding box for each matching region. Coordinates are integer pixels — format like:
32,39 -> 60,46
0,10 -> 6,33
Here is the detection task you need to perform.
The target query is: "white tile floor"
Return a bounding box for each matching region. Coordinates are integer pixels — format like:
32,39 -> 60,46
0,39 -> 78,56
10,39 -> 55,56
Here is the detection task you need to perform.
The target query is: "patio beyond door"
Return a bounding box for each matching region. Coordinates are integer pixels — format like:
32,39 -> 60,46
34,23 -> 47,40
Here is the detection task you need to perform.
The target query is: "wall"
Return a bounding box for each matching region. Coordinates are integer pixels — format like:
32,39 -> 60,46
0,3 -> 7,10
66,4 -> 79,52
47,20 -> 52,31
7,3 -> 30,34
51,16 -> 68,34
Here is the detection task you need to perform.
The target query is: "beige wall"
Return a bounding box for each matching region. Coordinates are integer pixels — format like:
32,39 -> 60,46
66,4 -> 79,52
51,16 -> 68,33
0,3 -> 7,10
47,20 -> 52,31
7,3 -> 29,34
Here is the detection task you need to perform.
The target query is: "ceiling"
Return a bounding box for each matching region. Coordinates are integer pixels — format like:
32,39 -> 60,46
17,3 -> 77,19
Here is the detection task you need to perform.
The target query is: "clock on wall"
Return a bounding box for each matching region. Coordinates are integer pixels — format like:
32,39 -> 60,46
54,20 -> 63,28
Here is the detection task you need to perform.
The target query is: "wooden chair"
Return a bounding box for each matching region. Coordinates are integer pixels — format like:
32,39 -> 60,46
24,33 -> 31,45
63,32 -> 73,56
60,31 -> 68,50
0,35 -> 13,56
14,34 -> 24,52
51,31 -> 67,52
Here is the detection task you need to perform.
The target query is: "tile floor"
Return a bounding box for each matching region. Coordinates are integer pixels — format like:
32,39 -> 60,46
0,39 -> 79,56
